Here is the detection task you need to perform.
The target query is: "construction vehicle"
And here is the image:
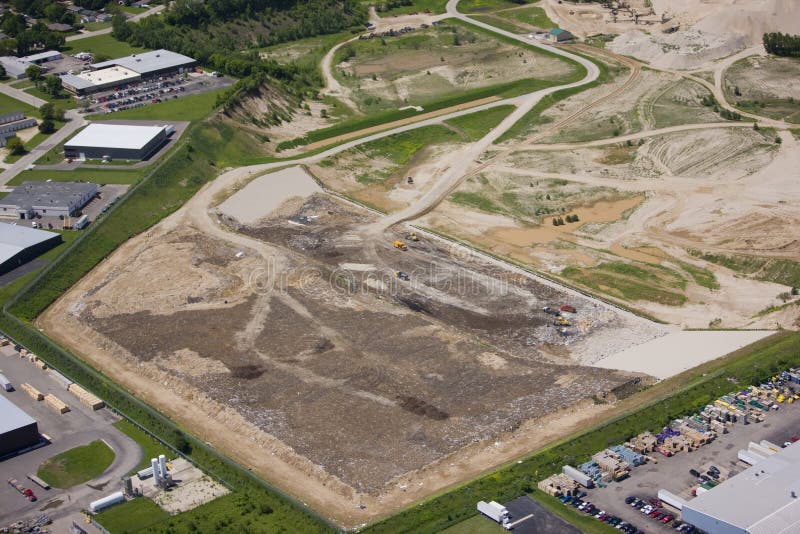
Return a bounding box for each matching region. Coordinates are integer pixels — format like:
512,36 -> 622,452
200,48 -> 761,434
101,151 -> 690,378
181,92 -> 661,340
554,317 -> 570,326
560,305 -> 577,313
407,232 -> 419,242
407,176 -> 414,184
543,306 -> 560,316
395,271 -> 410,281
393,240 -> 408,251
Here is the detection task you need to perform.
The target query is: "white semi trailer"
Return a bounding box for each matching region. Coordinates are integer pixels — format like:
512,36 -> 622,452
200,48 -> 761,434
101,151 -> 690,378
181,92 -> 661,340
477,501 -> 510,527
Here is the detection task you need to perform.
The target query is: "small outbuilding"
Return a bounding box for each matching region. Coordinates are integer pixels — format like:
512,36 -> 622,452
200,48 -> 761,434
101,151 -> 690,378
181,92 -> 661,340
64,123 -> 170,161
548,28 -> 573,42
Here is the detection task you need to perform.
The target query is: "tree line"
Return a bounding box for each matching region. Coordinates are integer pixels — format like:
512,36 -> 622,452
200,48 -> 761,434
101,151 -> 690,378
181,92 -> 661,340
763,32 -> 800,57
112,0 -> 367,112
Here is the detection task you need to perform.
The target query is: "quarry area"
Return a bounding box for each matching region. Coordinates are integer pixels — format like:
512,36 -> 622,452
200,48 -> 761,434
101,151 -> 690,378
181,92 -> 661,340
28,0 -> 800,528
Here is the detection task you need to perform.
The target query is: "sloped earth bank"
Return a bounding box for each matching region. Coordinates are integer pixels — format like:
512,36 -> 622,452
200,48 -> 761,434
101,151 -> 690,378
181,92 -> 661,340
39,190 -> 662,526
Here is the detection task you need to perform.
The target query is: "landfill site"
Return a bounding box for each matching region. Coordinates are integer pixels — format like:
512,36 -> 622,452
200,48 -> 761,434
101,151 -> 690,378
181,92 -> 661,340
38,167 -> 665,525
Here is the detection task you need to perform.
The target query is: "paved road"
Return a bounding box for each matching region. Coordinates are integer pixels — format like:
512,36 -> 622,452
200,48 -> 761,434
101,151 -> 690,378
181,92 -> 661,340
65,5 -> 166,42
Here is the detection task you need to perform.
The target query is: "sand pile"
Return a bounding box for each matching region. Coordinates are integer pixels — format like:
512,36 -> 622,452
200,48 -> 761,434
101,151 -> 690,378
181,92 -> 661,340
609,28 -> 748,70
655,0 -> 800,44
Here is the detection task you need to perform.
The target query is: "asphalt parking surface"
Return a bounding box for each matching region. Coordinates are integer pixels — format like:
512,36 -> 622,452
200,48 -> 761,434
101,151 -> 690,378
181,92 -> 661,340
0,345 -> 142,527
570,403 -> 800,533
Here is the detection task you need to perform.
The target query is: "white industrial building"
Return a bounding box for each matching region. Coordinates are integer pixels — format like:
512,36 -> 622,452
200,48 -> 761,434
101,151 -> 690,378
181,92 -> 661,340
64,123 -> 172,161
681,441 -> 800,533
61,49 -> 196,95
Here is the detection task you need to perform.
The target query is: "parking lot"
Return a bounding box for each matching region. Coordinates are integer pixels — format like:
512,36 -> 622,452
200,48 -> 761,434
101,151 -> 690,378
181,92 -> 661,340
565,402 -> 800,533
82,70 -> 233,115
0,344 -> 141,528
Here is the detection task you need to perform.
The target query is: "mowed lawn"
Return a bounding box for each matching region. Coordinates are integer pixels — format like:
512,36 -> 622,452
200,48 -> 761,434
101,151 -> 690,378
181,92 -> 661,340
460,0 -> 537,12
0,91 -> 37,116
92,89 -> 226,122
95,498 -> 169,534
37,440 -> 115,488
114,420 -> 170,473
9,168 -> 143,186
62,34 -> 147,59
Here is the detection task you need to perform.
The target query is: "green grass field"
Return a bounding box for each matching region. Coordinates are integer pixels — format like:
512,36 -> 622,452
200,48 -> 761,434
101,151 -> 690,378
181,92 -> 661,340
0,91 -> 36,116
371,0 -> 449,16
114,420 -> 171,473
95,498 -> 169,534
441,515 -> 506,534
37,440 -> 115,488
62,34 -> 147,59
460,0 -> 537,13
496,4 -> 555,29
445,105 -> 516,141
92,89 -> 227,122
83,21 -> 112,32
9,168 -> 143,186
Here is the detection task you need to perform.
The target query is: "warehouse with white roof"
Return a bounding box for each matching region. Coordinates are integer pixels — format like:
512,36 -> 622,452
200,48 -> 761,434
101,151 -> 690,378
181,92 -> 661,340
681,441 -> 800,533
0,223 -> 62,275
64,123 -> 171,160
0,394 -> 40,457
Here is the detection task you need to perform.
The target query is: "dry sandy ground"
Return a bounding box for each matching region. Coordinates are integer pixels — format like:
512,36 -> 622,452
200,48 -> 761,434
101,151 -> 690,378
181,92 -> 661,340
593,330 -> 773,379
542,0 -> 800,70
39,166 -> 664,526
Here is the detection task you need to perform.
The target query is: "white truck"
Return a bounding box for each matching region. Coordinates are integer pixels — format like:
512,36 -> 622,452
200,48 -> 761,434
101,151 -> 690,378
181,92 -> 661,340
477,501 -> 510,527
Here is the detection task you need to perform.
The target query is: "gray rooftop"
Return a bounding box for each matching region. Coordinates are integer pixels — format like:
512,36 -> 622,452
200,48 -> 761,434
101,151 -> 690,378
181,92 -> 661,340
92,49 -> 195,75
0,222 -> 61,265
0,56 -> 31,78
0,394 -> 37,435
0,181 -> 96,211
684,441 -> 800,533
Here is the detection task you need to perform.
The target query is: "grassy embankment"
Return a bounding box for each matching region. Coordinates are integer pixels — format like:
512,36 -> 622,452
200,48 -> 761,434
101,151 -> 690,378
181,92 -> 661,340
279,18 -> 585,151
37,441 -> 115,488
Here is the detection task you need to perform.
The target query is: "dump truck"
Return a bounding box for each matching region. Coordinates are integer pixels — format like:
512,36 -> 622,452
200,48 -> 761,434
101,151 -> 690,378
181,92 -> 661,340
393,240 -> 408,251
560,305 -> 577,313
395,271 -> 410,281
407,232 -> 419,242
477,501 -> 510,527
543,306 -> 560,316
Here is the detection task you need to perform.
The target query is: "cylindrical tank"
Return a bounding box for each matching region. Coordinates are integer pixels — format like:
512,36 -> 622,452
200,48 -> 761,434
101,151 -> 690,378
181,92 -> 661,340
89,491 -> 124,513
158,454 -> 167,478
151,458 -> 161,486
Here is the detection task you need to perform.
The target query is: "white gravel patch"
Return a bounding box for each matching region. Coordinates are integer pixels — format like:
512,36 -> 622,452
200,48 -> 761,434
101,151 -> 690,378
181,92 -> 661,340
593,330 -> 774,380
219,166 -> 321,225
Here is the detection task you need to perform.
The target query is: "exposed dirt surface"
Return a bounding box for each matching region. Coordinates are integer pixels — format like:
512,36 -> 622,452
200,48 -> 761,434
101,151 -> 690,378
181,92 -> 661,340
40,189 -> 656,526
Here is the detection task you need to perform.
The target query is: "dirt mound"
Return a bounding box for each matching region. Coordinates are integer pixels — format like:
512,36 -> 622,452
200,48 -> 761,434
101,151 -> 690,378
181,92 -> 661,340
608,29 -> 748,70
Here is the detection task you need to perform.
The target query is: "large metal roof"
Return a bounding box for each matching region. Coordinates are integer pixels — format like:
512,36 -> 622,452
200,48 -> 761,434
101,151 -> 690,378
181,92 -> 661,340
0,222 -> 60,265
0,182 -> 96,211
0,394 -> 37,435
92,49 -> 195,75
684,441 -> 800,533
65,123 -> 165,150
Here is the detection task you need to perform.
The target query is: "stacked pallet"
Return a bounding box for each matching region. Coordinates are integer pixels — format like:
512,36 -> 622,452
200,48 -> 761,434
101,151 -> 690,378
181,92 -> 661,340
67,383 -> 104,410
44,394 -> 70,414
21,383 -> 44,401
34,360 -> 47,370
19,348 -> 28,358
